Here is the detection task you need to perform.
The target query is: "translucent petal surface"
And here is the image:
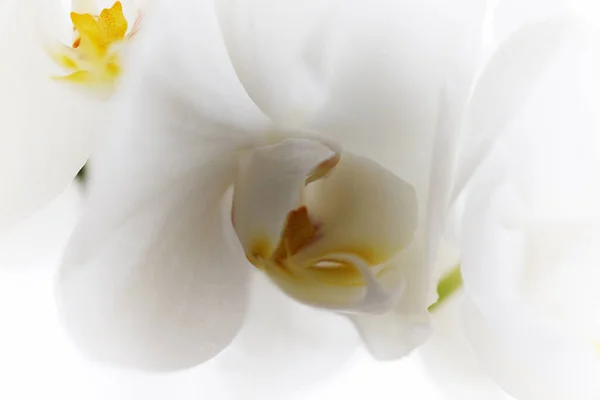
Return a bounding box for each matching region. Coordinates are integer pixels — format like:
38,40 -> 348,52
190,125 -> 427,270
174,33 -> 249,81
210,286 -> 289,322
449,19 -> 581,207
57,121 -> 252,370
126,0 -> 269,130
425,81 -> 473,272
56,0 -> 272,370
350,309 -> 431,361
312,0 -> 486,194
207,273 -> 360,400
462,294 -> 600,400
305,0 -> 487,322
460,22 -> 600,400
0,0 -> 102,230
491,0 -> 600,48
216,0 -> 343,125
420,294 -> 513,400
348,231 -> 434,361
0,183 -> 82,269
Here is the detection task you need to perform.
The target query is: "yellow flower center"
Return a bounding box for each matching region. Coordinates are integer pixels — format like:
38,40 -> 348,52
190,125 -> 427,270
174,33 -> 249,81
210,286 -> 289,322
50,1 -> 132,85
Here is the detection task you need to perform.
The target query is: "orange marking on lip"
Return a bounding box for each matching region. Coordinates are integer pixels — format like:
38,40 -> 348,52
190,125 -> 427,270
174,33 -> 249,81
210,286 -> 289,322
272,206 -> 317,263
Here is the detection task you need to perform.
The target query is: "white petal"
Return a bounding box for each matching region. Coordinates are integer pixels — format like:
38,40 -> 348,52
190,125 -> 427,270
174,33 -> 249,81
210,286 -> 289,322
55,1 -> 274,366
347,234 -> 432,360
460,16 -> 600,324
462,297 -> 600,400
0,0 -> 102,230
127,0 -> 270,130
0,183 -> 82,269
501,31 -> 600,224
491,0 -> 600,48
448,19 -> 582,207
292,0 -> 487,356
458,26 -> 600,398
350,309 -> 431,361
210,272 -> 360,400
420,294 -> 514,400
215,0 -> 342,125
312,0 -> 486,191
57,151 -> 251,370
460,183 -> 600,399
64,0 -> 272,269
425,80 -> 474,271
460,192 -> 600,398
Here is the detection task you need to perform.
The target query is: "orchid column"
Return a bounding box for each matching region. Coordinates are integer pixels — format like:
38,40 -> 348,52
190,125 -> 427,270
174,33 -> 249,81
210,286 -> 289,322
422,17 -> 600,400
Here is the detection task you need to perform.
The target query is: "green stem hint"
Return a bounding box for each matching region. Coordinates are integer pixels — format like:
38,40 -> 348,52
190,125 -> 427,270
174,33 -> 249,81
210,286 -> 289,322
428,265 -> 462,312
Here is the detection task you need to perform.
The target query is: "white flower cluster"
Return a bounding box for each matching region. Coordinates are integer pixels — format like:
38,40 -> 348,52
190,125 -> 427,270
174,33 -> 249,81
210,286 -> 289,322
1,0 -> 599,399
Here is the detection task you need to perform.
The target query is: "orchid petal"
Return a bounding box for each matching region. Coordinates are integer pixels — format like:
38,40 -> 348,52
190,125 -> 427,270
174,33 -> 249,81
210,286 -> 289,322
461,16 -> 600,328
56,99 -> 252,370
312,0 -> 486,189
131,0 -> 270,130
0,183 -> 82,269
460,167 -> 600,400
350,309 -> 431,361
56,0 -> 275,369
491,0 -> 591,48
448,19 -> 581,208
458,23 -> 600,398
462,296 -> 600,400
211,273 -> 360,399
215,0 -> 342,125
347,234 -> 432,360
419,294 -> 513,400
0,0 -> 103,230
425,79 -> 474,272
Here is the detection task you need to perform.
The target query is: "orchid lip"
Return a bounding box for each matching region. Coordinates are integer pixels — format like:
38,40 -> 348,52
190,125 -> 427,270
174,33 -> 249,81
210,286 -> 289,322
231,138 -> 418,313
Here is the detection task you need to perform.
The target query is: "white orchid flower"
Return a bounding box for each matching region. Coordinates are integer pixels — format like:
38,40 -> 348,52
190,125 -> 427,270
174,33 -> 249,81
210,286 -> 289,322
0,0 -> 141,231
421,16 -> 600,400
55,0 -> 486,371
